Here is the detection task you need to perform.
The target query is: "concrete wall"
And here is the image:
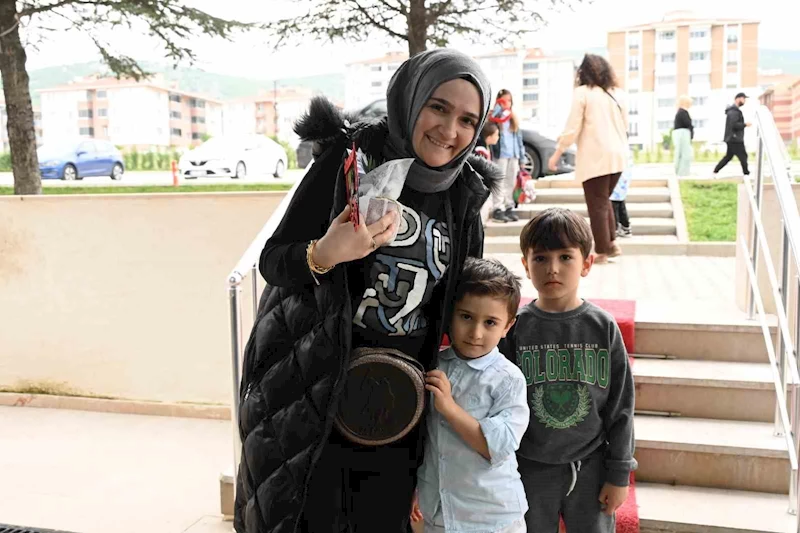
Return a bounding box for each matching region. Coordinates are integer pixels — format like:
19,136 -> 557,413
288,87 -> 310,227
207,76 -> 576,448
735,184 -> 800,338
0,192 -> 286,404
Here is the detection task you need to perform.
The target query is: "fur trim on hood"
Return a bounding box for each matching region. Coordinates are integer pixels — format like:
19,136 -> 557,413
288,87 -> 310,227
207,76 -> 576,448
294,96 -> 502,198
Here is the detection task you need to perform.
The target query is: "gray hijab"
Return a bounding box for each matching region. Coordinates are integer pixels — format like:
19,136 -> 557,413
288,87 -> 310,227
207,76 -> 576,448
384,49 -> 492,194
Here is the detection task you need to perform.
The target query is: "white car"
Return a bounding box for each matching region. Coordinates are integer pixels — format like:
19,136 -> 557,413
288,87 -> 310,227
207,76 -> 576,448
179,135 -> 288,179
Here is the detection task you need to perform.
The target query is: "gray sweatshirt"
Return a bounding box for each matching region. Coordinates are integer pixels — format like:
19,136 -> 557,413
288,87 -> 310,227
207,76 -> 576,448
499,300 -> 637,486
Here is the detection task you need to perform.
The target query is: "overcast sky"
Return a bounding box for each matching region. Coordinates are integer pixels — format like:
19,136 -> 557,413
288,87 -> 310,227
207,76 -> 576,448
20,0 -> 800,79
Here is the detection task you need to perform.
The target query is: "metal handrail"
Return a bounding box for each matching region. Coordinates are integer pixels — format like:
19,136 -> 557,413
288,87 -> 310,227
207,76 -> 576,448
742,104 -> 800,526
223,167 -> 307,492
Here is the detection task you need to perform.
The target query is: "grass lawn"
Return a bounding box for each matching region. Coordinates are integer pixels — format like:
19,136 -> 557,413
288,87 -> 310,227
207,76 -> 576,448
0,183 -> 293,195
679,180 -> 737,242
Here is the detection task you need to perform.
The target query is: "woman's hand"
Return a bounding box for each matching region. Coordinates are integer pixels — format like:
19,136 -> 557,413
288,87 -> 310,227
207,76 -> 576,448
312,205 -> 399,269
548,153 -> 560,172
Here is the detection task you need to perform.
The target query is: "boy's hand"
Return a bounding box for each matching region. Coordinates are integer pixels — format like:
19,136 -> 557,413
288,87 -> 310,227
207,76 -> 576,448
599,483 -> 628,516
425,370 -> 456,416
410,491 -> 423,523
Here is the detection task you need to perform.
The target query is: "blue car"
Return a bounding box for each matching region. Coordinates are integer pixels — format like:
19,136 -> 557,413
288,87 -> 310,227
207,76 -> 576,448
38,139 -> 125,181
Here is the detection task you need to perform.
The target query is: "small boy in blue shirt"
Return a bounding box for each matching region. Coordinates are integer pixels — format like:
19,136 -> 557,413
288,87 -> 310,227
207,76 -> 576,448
411,258 -> 530,533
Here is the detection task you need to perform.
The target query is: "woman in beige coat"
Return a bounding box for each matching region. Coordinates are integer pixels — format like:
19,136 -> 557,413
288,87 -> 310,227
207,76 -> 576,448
548,54 -> 628,264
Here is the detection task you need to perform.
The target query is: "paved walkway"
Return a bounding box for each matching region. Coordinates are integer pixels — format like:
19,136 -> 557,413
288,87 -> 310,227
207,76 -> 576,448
0,406 -> 233,533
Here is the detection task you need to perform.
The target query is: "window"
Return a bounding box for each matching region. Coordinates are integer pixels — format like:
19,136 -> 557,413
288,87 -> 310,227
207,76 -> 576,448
97,90 -> 107,98
388,64 -> 399,72
690,52 -> 708,61
86,90 -> 93,100
98,108 -> 108,117
657,75 -> 676,85
256,103 -> 264,112
627,33 -> 641,48
371,81 -> 382,88
79,127 -> 94,136
727,50 -> 738,66
657,121 -> 672,130
191,116 -> 206,124
629,57 -> 639,71
690,74 -> 710,84
103,126 -> 109,136
529,108 -> 538,119
727,33 -> 739,44
629,122 -> 639,136
661,53 -> 676,63
170,110 -> 182,119
370,65 -> 382,72
171,128 -> 182,136
658,98 -> 675,108
523,78 -> 539,87
78,109 -> 93,118
727,83 -> 738,89
628,100 -> 639,115
692,119 -> 707,128
192,132 -> 203,140
659,30 -> 675,40
192,100 -> 206,109
629,88 -> 639,94
690,30 -> 707,38
169,94 -> 181,103
523,93 -> 539,102
523,62 -> 539,72
693,96 -> 708,106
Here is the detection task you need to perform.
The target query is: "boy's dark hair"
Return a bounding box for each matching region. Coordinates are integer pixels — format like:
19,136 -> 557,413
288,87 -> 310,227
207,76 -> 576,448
480,122 -> 499,139
519,207 -> 593,259
455,258 -> 521,321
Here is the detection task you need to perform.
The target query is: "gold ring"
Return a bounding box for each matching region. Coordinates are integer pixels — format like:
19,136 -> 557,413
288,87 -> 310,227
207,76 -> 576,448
371,238 -> 377,250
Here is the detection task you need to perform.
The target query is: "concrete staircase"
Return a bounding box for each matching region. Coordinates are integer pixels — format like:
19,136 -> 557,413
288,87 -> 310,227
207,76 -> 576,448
631,319 -> 793,532
485,177 -> 682,254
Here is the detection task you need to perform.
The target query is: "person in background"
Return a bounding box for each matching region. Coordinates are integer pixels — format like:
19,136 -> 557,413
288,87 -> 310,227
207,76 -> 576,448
673,95 -> 694,177
713,92 -> 751,178
611,151 -> 633,238
489,89 -> 525,224
411,258 -> 530,533
547,54 -> 628,264
475,122 -> 500,161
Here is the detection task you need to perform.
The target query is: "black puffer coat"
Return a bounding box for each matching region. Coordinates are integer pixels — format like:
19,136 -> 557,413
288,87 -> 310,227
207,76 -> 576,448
234,97 -> 502,533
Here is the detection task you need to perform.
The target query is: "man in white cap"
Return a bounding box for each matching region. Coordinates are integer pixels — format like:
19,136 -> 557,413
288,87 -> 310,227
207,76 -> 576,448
713,92 -> 751,177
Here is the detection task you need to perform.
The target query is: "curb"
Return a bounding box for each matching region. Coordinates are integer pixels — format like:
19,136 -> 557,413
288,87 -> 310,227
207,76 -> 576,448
0,392 -> 231,420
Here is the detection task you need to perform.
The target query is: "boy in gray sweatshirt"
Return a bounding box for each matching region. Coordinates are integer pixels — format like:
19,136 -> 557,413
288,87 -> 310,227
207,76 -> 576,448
499,207 -> 636,533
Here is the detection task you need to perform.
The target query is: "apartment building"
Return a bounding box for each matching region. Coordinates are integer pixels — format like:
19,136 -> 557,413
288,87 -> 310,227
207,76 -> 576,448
608,10 -> 759,149
223,87 -> 314,147
38,75 -> 223,150
344,52 -> 407,110
760,77 -> 800,147
0,98 -> 43,151
520,49 -> 576,136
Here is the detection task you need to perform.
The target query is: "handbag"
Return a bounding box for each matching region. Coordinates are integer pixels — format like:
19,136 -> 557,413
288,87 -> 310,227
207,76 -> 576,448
334,347 -> 426,446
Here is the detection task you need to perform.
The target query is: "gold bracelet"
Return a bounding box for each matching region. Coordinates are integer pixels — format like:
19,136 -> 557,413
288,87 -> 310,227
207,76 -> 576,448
307,239 -> 333,275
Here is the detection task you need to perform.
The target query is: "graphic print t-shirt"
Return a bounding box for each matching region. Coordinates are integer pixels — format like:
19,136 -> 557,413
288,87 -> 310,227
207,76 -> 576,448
350,187 -> 451,357
501,301 -> 636,473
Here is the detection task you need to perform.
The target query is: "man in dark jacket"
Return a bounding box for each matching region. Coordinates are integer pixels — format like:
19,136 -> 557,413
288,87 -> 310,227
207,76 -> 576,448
713,92 -> 751,177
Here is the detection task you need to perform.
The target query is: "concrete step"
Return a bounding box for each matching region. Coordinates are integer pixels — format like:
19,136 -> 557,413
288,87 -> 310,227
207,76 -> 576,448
539,177 -> 669,189
534,187 -> 671,204
633,358 -> 775,422
515,202 -> 674,219
635,416 -> 789,494
637,483 -> 795,533
485,217 -> 676,237
636,321 -> 772,364
484,235 -> 682,254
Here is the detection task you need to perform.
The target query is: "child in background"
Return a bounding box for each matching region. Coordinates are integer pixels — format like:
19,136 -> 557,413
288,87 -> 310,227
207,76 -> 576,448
412,258 -> 530,533
611,151 -> 633,237
500,207 -> 636,533
475,122 -> 500,161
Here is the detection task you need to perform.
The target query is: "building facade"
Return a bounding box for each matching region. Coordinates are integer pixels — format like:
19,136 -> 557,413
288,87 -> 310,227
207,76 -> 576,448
760,78 -> 800,147
608,11 -> 759,150
344,52 -> 407,110
223,87 -> 314,147
0,99 -> 42,151
39,76 -> 224,150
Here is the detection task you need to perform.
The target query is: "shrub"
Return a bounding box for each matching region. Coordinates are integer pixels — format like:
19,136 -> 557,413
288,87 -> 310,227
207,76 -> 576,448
0,152 -> 11,172
141,151 -> 155,171
270,136 -> 298,169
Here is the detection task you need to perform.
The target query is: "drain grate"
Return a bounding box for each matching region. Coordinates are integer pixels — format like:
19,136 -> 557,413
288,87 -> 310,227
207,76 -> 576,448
0,526 -> 79,533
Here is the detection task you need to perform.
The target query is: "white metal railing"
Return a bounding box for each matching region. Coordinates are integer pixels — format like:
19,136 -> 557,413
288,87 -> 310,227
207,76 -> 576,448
224,166 -> 308,492
740,104 -> 800,529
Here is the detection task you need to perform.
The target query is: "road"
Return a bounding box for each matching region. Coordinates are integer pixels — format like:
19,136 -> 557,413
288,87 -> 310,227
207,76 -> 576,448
0,168 -> 306,187
1,161 -> 798,188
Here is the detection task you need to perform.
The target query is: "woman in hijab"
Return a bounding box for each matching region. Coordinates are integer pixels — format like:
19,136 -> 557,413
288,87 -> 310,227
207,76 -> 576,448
234,49 -> 500,533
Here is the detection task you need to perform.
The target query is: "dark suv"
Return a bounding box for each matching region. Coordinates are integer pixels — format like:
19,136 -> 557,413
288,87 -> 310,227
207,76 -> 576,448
296,99 -> 575,177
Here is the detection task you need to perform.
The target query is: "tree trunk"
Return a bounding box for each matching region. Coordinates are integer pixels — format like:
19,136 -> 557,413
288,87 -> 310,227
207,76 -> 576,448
0,2 -> 41,195
407,0 -> 427,57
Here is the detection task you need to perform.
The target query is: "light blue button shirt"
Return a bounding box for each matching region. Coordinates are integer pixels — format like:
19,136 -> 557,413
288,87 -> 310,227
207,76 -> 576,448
418,347 -> 530,533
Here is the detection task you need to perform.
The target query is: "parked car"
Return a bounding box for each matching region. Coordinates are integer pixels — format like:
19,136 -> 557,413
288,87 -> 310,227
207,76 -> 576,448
179,135 -> 288,179
295,99 -> 576,177
38,139 -> 125,181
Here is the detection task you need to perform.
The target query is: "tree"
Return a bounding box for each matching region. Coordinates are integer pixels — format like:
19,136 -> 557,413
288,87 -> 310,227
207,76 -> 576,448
269,0 -> 579,58
0,1 -> 251,195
